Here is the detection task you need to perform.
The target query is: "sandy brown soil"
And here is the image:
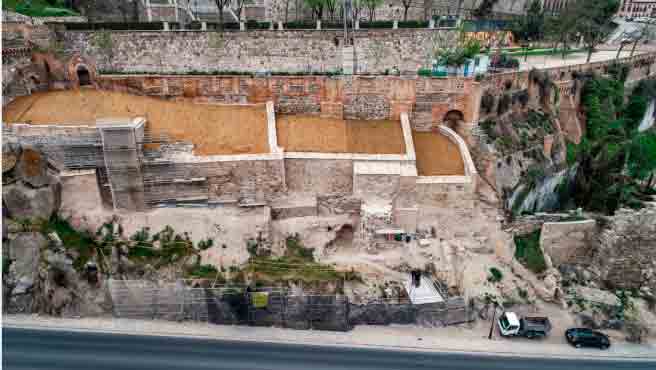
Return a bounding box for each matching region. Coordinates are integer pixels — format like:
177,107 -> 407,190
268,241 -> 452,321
2,89 -> 269,156
412,130 -> 464,176
276,115 -> 406,154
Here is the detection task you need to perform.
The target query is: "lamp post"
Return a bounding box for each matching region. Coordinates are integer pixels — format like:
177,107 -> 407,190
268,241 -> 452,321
524,38 -> 532,61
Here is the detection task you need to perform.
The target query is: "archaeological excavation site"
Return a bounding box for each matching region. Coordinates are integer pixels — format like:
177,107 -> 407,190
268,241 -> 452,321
3,10 -> 655,340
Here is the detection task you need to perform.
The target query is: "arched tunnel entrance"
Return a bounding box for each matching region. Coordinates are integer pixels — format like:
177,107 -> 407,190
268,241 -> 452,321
443,110 -> 464,131
77,66 -> 91,86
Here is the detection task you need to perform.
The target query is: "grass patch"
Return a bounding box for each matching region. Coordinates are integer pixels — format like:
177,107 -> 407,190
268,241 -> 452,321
514,229 -> 547,274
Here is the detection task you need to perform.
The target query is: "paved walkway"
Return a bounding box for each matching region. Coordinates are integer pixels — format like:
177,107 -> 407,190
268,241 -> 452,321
4,314 -> 656,360
519,50 -> 644,71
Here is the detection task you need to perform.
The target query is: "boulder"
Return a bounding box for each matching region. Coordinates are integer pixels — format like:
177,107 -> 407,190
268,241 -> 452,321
8,232 -> 47,294
3,181 -> 61,220
16,145 -> 49,187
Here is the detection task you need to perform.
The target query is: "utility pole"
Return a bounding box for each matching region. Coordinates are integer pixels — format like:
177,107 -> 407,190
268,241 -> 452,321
488,302 -> 498,340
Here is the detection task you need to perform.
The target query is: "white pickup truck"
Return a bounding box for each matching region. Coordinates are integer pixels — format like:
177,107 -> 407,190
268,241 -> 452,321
497,312 -> 552,339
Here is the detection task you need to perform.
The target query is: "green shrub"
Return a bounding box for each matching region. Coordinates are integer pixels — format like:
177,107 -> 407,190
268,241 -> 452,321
197,238 -> 214,251
398,20 -> 429,28
514,230 -> 547,274
479,119 -> 497,140
42,216 -> 100,271
488,267 -> 503,283
481,92 -> 496,114
187,264 -> 223,280
417,68 -> 432,77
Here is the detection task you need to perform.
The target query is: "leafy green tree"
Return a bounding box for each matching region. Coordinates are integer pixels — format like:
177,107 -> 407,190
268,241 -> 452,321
213,0 -> 231,30
363,0 -> 382,22
574,0 -> 620,63
472,0 -> 499,19
401,0 -> 412,21
544,4 -> 578,59
324,0 -> 340,21
569,77 -> 656,213
512,0 -> 545,42
305,0 -> 325,20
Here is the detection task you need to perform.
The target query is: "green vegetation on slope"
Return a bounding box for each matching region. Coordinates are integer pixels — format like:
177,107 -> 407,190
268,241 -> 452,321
566,74 -> 656,214
514,229 -> 547,274
3,0 -> 78,17
41,216 -> 107,271
244,235 -> 361,286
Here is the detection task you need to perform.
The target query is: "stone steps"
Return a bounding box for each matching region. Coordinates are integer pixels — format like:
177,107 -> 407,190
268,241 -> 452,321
342,46 -> 354,75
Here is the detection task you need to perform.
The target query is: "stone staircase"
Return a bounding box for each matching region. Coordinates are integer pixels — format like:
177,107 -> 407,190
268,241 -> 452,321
342,46 -> 355,75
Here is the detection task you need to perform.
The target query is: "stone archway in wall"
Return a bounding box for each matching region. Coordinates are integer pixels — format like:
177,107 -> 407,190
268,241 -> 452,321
442,110 -> 465,134
77,66 -> 91,86
66,54 -> 98,88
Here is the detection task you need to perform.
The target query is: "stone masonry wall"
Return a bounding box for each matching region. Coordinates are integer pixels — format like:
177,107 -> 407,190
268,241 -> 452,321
142,159 -> 286,204
593,204 -> 656,294
540,220 -> 597,268
61,29 -> 457,74
284,159 -> 353,194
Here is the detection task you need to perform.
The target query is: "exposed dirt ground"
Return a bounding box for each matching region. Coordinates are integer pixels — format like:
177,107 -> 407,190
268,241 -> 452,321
2,89 -> 270,156
276,115 -> 406,154
412,131 -> 465,176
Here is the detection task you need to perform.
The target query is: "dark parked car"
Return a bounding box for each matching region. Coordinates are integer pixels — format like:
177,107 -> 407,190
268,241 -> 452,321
565,328 -> 611,349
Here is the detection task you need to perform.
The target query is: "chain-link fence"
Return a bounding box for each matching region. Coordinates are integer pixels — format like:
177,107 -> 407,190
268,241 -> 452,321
109,280 -> 472,331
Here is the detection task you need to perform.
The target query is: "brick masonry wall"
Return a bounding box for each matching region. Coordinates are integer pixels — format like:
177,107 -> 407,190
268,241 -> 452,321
61,28 -> 457,74
95,74 -> 474,122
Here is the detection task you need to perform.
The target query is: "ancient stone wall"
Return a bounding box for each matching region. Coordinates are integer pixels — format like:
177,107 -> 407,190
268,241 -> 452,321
593,204 -> 656,294
540,220 -> 597,268
61,28 -> 457,74
95,74 -> 474,122
284,159 -> 353,194
143,158 -> 286,205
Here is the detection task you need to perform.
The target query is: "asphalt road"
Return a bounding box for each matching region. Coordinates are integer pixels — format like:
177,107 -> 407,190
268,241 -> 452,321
2,327 -> 654,370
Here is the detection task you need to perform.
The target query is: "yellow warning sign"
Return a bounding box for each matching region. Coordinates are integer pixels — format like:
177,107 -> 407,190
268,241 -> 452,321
252,292 -> 269,308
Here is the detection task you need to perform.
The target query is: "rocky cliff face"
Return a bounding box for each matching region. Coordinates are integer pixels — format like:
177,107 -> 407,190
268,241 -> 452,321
2,142 -> 111,315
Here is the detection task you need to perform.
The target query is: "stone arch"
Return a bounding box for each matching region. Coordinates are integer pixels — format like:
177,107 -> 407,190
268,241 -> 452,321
443,110 -> 465,131
66,54 -> 98,88
77,65 -> 91,86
